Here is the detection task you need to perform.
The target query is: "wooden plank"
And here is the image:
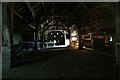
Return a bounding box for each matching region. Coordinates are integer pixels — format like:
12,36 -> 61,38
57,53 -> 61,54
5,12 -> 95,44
45,25 -> 66,27
45,26 -> 68,31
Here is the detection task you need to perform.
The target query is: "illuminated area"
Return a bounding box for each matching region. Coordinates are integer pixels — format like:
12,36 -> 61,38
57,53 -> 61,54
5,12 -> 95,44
47,31 -> 65,48
71,37 -> 77,41
110,36 -> 112,42
65,39 -> 70,46
82,33 -> 93,48
45,31 -> 70,48
70,29 -> 79,49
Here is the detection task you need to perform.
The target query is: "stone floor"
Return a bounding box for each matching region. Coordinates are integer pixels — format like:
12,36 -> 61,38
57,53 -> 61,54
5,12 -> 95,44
2,47 -> 116,79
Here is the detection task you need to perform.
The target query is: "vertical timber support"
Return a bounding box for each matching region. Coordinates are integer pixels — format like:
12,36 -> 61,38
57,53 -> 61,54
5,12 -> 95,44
40,25 -> 45,48
2,3 -> 11,70
92,33 -> 95,50
64,31 -> 66,45
116,2 -> 120,80
42,25 -> 45,48
7,3 -> 14,68
0,2 -> 2,52
0,1 -> 2,78
78,26 -> 83,49
116,2 -> 120,64
68,29 -> 71,47
34,26 -> 38,51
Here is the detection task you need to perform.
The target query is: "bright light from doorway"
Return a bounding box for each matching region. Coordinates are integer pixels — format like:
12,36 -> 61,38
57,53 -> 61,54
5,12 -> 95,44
71,31 -> 77,36
71,37 -> 77,41
110,36 -> 112,42
65,39 -> 70,46
54,40 -> 56,43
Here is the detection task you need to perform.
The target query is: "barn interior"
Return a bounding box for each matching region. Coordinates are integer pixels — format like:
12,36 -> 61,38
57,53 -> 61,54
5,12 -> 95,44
1,2 -> 120,79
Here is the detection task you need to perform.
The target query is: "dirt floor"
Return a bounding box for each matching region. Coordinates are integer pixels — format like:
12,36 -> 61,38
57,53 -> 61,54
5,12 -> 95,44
2,48 -> 116,79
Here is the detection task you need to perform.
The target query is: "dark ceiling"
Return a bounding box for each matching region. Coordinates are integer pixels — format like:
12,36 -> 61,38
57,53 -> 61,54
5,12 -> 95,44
5,2 -> 117,34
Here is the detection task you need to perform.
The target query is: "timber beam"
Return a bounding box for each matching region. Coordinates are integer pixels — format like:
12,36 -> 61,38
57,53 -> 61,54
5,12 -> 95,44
13,10 -> 35,29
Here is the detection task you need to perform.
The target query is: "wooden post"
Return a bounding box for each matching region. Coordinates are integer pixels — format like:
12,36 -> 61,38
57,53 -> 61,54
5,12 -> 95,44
42,26 -> 46,48
0,1 -> 2,51
92,32 -> 95,50
7,3 -> 14,68
78,26 -> 83,49
116,2 -> 120,80
115,2 -> 120,65
64,31 -> 66,46
0,2 -> 2,78
34,26 -> 38,51
68,29 -> 71,47
40,25 -> 45,48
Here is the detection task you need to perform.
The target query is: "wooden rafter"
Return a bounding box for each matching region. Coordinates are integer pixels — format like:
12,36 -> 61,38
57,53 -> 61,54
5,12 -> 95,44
11,2 -> 116,34
13,10 -> 35,29
25,2 -> 36,25
81,3 -> 107,25
72,3 -> 82,14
